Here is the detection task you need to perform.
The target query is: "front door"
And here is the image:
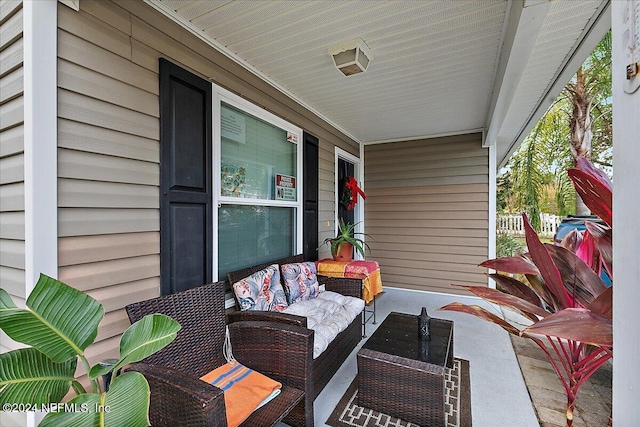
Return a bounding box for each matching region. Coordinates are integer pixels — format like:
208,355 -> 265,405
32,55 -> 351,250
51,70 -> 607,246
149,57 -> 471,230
335,148 -> 363,259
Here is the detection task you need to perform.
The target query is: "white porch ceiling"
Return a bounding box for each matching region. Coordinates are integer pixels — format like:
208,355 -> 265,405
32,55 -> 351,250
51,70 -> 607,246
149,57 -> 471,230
149,0 -> 609,167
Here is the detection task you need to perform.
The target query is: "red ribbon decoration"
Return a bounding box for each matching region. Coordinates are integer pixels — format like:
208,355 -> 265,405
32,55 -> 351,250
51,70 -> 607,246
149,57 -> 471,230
345,176 -> 366,210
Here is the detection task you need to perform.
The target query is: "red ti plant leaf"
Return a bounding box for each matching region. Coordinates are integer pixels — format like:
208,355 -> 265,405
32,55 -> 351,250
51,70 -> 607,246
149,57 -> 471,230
523,213 -> 574,310
559,228 -> 583,253
524,274 -> 560,312
489,273 -> 544,309
525,308 -> 612,347
480,255 -> 540,275
585,222 -> 612,279
588,286 -> 612,320
451,284 -> 549,321
575,229 -> 598,271
439,302 -> 522,335
545,244 -> 607,307
567,157 -> 613,227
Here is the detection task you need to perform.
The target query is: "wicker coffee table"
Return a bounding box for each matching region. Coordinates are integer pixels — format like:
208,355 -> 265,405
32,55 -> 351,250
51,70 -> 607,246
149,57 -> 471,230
356,311 -> 454,426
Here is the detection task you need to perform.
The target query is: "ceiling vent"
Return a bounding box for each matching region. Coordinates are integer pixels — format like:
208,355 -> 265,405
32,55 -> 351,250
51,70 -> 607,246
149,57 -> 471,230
328,38 -> 373,76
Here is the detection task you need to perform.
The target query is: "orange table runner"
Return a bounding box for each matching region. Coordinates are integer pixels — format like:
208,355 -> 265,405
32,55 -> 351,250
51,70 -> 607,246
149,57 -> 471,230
316,259 -> 382,304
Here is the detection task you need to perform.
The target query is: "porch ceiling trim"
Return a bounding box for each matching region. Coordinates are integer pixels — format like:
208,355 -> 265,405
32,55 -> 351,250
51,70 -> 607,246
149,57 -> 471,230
497,0 -> 611,168
484,0 -> 551,149
363,127 -> 485,146
143,0 -> 362,144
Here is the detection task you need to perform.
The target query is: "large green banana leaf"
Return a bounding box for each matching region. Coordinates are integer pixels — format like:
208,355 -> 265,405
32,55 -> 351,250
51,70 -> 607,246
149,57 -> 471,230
0,275 -> 104,362
0,348 -> 77,404
89,314 -> 181,379
39,372 -> 150,427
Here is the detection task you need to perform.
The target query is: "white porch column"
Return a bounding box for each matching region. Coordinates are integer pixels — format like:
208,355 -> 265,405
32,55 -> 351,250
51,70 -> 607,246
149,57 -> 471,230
23,2 -> 58,425
23,0 -> 58,291
612,1 -> 640,425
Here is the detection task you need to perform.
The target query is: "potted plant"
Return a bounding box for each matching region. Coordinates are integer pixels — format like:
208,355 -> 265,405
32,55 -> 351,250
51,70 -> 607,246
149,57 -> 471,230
321,218 -> 372,261
0,274 -> 180,427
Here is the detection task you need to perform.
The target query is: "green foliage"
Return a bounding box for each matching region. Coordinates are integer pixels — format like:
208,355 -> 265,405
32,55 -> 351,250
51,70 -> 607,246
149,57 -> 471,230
501,31 -> 611,220
496,233 -> 525,258
443,157 -> 613,427
321,218 -> 372,258
0,275 -> 180,427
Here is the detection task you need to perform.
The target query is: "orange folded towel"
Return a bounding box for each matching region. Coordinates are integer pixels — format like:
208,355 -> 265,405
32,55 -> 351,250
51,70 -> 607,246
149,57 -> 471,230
200,362 -> 282,427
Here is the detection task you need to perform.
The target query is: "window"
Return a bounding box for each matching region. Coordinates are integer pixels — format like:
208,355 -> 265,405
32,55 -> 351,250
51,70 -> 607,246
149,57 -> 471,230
213,87 -> 303,280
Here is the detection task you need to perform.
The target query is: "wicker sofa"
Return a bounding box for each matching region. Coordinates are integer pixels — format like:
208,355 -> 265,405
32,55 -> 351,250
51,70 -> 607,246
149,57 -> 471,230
126,281 -> 314,427
227,254 -> 364,400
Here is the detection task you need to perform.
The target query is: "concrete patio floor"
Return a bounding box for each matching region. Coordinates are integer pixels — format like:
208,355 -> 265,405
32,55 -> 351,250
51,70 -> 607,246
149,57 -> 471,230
305,287 -> 541,427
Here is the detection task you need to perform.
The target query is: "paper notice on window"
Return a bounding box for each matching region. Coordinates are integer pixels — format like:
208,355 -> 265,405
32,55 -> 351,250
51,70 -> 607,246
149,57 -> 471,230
275,174 -> 296,201
222,108 -> 246,143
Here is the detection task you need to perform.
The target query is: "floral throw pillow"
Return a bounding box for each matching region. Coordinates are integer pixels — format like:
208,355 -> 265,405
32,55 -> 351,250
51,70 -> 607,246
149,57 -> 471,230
281,262 -> 320,304
232,265 -> 288,312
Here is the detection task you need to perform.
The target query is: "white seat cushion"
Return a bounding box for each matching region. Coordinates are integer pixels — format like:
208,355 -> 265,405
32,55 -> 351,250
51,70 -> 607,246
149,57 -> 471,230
283,291 -> 364,358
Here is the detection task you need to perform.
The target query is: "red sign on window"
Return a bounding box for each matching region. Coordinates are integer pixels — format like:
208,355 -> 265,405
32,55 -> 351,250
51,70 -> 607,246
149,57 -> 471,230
275,174 -> 296,200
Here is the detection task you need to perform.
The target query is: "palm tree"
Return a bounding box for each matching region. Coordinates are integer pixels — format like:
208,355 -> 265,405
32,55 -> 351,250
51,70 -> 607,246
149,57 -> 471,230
562,31 -> 612,214
500,31 -> 612,222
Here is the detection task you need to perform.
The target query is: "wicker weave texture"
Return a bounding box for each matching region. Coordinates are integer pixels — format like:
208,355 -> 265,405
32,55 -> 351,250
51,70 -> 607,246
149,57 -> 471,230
358,348 -> 446,426
227,255 -> 365,403
125,281 -> 312,427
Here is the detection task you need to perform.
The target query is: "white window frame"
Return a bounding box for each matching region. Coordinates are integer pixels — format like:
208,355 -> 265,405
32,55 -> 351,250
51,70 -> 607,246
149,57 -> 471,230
212,84 -> 303,282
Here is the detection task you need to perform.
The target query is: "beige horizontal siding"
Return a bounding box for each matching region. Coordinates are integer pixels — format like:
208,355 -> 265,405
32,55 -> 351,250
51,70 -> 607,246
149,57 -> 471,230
59,232 -> 159,266
58,179 -> 158,209
1,36 -> 23,77
0,265 -> 24,298
58,30 -> 159,94
0,95 -> 22,130
0,181 -> 22,211
58,59 -> 158,117
0,237 -> 23,268
86,278 -> 159,313
58,88 -> 158,140
59,208 -> 159,237
0,0 -> 24,355
0,124 -> 22,157
365,133 -> 489,295
0,1 -> 22,23
58,255 -> 159,292
94,309 -> 134,343
58,119 -> 158,163
0,4 -> 21,48
56,0 -> 359,365
0,152 -> 22,184
58,148 -> 158,185
0,211 -> 23,239
0,66 -> 22,103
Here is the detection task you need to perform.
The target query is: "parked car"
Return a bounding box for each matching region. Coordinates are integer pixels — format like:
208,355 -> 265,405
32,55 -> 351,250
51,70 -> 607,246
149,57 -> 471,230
553,215 -> 611,286
553,215 -> 606,245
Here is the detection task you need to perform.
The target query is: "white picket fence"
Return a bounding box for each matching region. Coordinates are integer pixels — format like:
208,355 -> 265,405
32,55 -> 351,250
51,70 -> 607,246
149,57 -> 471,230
497,213 -> 562,238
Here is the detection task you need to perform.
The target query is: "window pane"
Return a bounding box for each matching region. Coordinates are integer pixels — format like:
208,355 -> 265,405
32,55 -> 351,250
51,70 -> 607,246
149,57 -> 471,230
221,102 -> 297,200
218,205 -> 295,279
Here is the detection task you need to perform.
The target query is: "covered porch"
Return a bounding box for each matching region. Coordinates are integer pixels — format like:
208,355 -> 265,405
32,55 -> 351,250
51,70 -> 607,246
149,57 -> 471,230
1,0 -> 637,425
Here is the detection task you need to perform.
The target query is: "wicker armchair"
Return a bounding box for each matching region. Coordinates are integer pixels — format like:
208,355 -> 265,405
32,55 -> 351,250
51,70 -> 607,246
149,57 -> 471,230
125,281 -> 314,427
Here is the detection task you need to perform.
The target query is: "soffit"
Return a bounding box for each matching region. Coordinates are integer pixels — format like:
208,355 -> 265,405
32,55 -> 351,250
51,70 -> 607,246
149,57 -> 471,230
495,0 -> 607,166
153,0 -> 608,166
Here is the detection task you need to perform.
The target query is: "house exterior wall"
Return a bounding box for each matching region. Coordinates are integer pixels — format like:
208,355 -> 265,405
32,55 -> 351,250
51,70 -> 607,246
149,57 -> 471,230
364,133 -> 489,295
56,0 -> 358,364
0,3 -> 29,425
0,0 -> 25,356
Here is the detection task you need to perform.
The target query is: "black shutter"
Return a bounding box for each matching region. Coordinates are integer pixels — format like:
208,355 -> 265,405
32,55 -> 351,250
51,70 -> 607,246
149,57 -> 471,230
159,59 -> 213,295
302,132 -> 319,261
